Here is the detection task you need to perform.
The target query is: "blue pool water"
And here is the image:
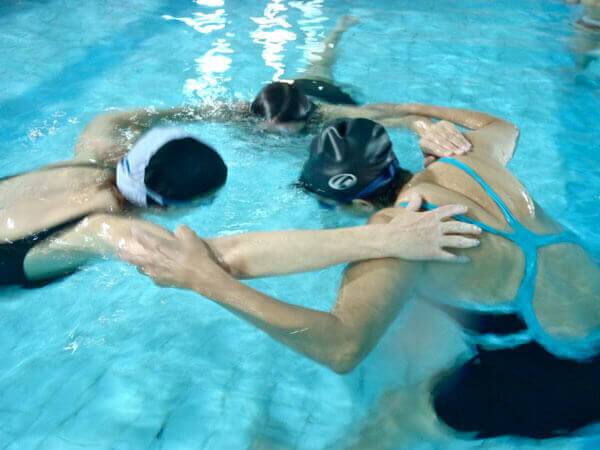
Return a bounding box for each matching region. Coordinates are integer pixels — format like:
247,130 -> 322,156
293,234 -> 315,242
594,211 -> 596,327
1,0 -> 600,448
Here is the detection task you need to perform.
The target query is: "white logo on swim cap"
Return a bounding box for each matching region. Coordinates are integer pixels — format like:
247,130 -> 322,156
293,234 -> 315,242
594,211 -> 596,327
328,173 -> 357,190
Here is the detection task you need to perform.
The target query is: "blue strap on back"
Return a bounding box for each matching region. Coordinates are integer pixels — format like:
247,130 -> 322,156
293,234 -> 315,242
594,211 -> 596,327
398,158 -> 596,359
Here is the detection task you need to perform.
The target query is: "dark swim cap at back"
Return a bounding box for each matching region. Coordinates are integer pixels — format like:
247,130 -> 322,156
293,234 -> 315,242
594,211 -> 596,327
144,137 -> 227,205
250,81 -> 313,123
299,118 -> 400,203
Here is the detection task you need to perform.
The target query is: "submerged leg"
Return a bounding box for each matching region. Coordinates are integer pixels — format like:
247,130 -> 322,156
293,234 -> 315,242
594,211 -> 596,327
326,381 -> 455,449
293,15 -> 360,83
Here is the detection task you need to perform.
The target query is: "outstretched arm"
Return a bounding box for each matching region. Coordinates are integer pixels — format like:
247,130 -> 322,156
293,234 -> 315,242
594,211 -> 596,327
363,103 -> 520,166
320,104 -> 472,160
122,216 -> 424,373
126,193 -> 480,280
74,102 -> 250,166
24,193 -> 480,283
119,196 -> 481,372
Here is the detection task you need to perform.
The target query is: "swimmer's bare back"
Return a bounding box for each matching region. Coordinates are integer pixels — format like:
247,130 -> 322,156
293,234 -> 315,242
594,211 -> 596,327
390,108 -> 600,341
0,164 -> 120,242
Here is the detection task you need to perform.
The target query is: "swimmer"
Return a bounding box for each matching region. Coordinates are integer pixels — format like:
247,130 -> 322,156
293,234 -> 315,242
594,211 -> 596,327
162,15 -> 471,158
0,124 -> 227,287
1,105 -> 477,287
126,108 -> 600,440
250,14 -> 360,134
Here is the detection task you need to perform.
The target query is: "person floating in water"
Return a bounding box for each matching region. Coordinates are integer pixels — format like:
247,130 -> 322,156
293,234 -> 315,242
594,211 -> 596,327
125,106 -> 600,440
155,14 -> 471,158
0,105 -> 477,287
0,105 -> 230,287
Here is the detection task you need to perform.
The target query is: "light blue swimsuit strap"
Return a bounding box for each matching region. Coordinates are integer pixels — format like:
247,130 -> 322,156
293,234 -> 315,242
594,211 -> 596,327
399,158 -> 598,359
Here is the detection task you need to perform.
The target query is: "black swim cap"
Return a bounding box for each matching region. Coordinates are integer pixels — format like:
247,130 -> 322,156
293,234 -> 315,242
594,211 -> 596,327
144,137 -> 227,205
250,81 -> 313,123
299,118 -> 398,203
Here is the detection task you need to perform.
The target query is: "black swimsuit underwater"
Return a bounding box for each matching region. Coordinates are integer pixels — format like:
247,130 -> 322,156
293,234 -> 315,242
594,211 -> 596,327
400,158 -> 600,438
0,219 -> 82,287
292,79 -> 358,105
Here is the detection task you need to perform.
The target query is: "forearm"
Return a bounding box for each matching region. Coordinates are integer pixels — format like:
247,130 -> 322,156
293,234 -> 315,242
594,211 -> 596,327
115,101 -> 249,127
207,225 -> 394,279
387,103 -> 499,130
75,102 -> 248,165
378,115 -> 434,137
190,269 -> 354,372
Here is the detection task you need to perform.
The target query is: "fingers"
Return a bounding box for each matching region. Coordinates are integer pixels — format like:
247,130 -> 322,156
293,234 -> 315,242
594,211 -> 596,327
420,121 -> 471,157
434,251 -> 471,263
131,226 -> 167,251
420,137 -> 461,158
136,265 -> 171,287
175,224 -> 197,240
441,235 -> 480,249
439,121 -> 471,153
406,191 -> 423,212
119,250 -> 145,266
423,155 -> 437,168
432,203 -> 468,220
441,221 -> 481,235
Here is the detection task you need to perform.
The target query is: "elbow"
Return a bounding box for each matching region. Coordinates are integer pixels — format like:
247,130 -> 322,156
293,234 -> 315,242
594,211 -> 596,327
216,241 -> 251,279
501,119 -> 519,139
326,340 -> 364,375
513,124 -> 520,142
329,359 -> 360,375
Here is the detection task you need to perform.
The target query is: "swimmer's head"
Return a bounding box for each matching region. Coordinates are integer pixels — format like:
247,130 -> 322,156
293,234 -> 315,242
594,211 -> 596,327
298,118 -> 411,212
251,81 -> 313,133
116,127 -> 227,208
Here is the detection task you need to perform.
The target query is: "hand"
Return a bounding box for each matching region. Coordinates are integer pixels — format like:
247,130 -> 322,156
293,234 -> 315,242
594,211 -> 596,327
419,120 -> 472,167
384,192 -> 481,262
120,225 -> 226,292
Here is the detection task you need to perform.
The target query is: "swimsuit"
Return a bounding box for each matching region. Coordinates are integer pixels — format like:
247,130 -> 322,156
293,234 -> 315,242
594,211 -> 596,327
0,218 -> 82,287
399,158 -> 600,438
292,79 -> 358,105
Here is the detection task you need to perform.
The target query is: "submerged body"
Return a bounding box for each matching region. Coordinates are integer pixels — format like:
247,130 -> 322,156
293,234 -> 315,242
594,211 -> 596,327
125,104 -> 600,439
0,109 -> 228,285
361,108 -> 600,438
402,153 -> 600,350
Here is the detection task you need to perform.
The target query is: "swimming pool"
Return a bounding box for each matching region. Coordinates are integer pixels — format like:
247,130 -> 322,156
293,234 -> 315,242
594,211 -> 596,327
1,0 -> 600,448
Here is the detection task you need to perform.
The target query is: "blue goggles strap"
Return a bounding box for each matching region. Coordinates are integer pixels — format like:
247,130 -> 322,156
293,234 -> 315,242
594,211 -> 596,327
146,187 -> 195,207
342,158 -> 399,203
318,200 -> 336,210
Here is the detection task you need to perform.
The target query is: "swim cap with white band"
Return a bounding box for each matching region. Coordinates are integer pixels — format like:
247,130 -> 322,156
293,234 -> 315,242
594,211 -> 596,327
116,127 -> 198,207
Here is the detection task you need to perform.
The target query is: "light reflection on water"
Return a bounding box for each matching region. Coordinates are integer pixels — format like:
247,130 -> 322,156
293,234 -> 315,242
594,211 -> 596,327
251,0 -> 296,81
184,38 -> 233,99
162,9 -> 226,34
162,4 -> 233,100
290,0 -> 328,64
